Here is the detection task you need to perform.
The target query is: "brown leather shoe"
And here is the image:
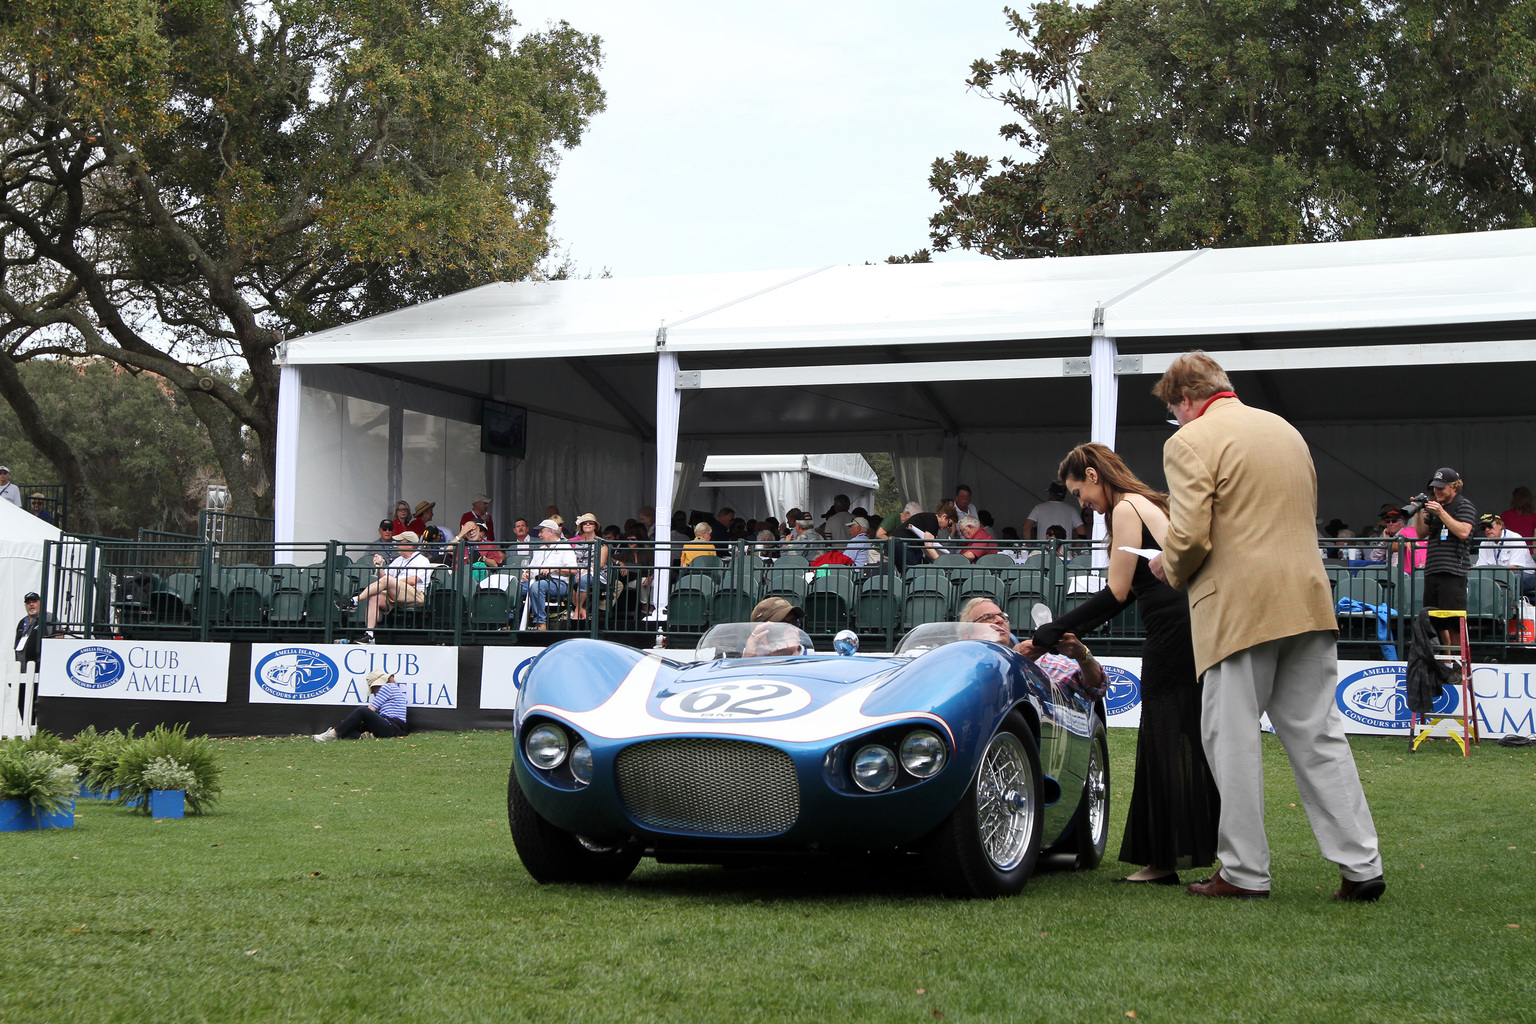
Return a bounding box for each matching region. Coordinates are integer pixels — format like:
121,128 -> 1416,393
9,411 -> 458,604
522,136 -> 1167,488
1186,871 -> 1269,900
1334,874 -> 1386,902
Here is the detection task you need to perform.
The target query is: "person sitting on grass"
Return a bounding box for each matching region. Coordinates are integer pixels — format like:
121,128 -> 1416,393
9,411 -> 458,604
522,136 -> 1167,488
336,531 -> 431,644
314,670 -> 410,741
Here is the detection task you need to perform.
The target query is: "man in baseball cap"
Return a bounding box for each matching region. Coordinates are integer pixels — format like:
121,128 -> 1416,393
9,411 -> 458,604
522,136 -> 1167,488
14,589 -> 53,719
744,598 -> 808,657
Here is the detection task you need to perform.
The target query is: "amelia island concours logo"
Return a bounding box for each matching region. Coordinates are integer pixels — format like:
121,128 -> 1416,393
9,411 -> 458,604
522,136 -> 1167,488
254,648 -> 340,701
1102,665 -> 1142,716
1336,665 -> 1456,729
65,646 -> 127,690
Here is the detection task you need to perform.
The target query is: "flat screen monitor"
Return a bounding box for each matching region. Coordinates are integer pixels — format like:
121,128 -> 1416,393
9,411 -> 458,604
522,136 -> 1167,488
481,399 -> 527,459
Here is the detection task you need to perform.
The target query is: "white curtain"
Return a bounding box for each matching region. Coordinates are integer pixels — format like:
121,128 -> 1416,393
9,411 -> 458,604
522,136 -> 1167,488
671,439 -> 709,513
760,469 -> 808,522
890,433 -> 934,510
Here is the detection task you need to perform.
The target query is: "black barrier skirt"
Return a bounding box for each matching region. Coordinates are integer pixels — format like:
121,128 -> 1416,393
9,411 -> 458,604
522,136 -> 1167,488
35,645 -> 518,738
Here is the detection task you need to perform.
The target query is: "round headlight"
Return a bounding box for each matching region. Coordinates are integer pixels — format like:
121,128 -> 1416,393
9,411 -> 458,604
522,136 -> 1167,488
525,724 -> 568,770
851,744 -> 898,793
899,730 -> 947,779
569,740 -> 594,785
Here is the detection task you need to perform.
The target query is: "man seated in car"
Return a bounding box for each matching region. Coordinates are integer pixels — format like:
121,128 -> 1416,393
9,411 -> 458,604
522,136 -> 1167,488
743,597 -> 809,657
958,598 -> 1106,699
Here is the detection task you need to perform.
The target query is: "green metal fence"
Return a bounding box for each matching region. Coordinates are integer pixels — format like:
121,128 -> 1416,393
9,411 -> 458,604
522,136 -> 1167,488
34,533 -> 1532,660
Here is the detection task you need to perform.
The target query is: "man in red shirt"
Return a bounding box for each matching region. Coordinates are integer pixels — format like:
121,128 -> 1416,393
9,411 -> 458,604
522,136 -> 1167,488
958,515 -> 996,561
459,493 -> 495,541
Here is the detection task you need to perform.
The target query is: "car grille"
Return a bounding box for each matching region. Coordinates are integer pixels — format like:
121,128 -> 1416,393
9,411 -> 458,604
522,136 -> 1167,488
615,738 -> 800,836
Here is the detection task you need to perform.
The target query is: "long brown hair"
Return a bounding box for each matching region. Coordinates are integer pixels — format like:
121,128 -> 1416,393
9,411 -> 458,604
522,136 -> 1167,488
1057,442 -> 1168,539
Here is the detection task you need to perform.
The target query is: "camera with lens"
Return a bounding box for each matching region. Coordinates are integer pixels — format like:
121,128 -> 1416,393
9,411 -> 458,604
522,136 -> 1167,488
1400,492 -> 1429,519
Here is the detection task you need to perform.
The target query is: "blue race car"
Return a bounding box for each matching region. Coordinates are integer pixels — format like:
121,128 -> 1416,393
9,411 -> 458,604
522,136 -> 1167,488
507,620 -> 1109,897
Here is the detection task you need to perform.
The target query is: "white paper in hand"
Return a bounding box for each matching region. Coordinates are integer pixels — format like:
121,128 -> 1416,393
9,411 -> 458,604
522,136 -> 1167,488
1117,545 -> 1161,560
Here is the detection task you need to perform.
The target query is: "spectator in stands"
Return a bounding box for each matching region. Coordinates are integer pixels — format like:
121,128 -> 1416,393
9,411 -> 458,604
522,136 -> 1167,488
1043,524 -> 1068,556
1476,513 -> 1536,598
453,518 -> 503,580
26,493 -> 51,524
1501,486 -> 1536,541
821,494 -> 852,544
510,517 -> 530,547
571,513 -> 610,621
1416,467 -> 1477,647
0,467 -> 19,506
337,532 -> 431,644
670,511 -> 691,544
1367,506 -> 1411,569
637,506 -> 656,540
460,494 -> 495,540
717,507 -> 736,535
374,520 -> 395,547
953,485 -> 978,520
390,500 -> 424,538
844,516 -> 874,568
958,514 -> 997,561
313,669 -> 409,742
1025,482 -> 1085,540
520,519 -> 576,630
787,511 -> 822,547
603,524 -> 622,542
681,521 -> 714,567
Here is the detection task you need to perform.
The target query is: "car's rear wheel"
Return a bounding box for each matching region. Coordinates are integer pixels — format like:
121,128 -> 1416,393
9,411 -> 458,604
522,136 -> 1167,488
1062,714 -> 1110,869
923,711 -> 1044,898
507,763 -> 643,883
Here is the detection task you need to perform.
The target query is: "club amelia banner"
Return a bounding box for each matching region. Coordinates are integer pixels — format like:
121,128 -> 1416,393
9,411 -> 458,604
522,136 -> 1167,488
480,646 -> 545,710
40,639 -> 230,702
248,643 -> 459,707
1095,656 -> 1535,738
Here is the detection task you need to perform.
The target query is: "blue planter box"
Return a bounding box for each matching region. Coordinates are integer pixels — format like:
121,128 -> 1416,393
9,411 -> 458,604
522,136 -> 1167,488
0,797 -> 75,831
148,790 -> 185,819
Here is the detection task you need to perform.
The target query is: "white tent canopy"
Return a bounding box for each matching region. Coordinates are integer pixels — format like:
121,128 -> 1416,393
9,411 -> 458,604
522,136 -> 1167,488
277,227 -> 1536,563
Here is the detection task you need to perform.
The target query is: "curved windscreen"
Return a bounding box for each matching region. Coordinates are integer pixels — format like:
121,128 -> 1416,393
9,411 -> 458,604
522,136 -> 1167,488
894,621 -> 1013,656
696,622 -> 817,660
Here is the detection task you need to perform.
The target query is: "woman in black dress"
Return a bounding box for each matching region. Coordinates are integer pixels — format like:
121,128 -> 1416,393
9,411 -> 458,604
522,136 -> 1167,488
1032,442 -> 1220,884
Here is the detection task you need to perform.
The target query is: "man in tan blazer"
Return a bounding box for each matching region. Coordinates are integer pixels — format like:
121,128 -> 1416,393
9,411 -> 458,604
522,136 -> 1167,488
1150,352 -> 1384,902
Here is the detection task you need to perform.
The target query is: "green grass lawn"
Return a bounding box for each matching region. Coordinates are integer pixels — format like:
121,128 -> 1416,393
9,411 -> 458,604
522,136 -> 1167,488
1,730 -> 1531,1023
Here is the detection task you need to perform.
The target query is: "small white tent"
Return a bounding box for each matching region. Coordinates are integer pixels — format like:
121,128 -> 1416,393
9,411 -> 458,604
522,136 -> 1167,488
0,499 -> 61,736
687,454 -> 880,525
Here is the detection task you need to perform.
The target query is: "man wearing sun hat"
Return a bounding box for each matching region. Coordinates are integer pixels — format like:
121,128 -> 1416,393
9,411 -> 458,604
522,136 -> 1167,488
0,467 -> 19,507
313,669 -> 410,741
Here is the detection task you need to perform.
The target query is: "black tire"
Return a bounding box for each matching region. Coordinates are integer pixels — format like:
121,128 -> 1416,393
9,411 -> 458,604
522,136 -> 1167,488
507,762 -> 643,884
923,711 -> 1045,898
1062,714 -> 1110,870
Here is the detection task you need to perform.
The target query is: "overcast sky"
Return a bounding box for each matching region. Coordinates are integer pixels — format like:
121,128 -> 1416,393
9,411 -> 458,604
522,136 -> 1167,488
510,2 -> 1019,278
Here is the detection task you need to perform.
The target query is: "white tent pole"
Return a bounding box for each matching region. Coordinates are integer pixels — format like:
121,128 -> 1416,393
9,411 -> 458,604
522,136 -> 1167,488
1088,331 -> 1119,568
274,361 -> 302,548
651,348 -> 680,624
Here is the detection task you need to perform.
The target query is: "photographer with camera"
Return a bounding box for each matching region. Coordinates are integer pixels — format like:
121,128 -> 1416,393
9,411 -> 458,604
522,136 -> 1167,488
1407,467 -> 1477,647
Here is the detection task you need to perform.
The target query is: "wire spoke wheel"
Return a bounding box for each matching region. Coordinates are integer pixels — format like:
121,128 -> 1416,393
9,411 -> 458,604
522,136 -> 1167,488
975,731 -> 1036,871
923,710 -> 1044,897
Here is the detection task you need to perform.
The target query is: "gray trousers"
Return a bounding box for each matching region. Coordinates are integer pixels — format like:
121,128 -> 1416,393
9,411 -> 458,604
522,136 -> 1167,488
1201,630 -> 1383,891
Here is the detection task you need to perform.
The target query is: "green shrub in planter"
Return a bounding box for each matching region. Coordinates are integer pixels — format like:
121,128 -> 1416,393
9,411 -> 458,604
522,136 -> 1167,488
71,727 -> 133,797
112,725 -> 221,815
0,749 -> 81,816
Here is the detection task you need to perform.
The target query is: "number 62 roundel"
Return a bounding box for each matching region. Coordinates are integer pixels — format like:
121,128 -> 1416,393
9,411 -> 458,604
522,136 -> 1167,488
657,681 -> 813,720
